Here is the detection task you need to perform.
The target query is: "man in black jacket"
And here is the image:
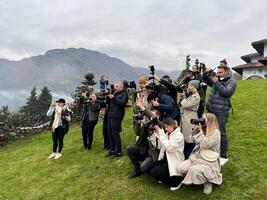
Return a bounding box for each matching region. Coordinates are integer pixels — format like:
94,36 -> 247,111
106,82 -> 128,158
203,63 -> 236,165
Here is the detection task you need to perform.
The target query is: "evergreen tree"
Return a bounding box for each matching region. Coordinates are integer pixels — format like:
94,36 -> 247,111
21,87 -> 38,115
37,86 -> 52,121
0,105 -> 10,122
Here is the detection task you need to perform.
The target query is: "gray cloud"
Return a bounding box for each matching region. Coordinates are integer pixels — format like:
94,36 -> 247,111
0,0 -> 267,70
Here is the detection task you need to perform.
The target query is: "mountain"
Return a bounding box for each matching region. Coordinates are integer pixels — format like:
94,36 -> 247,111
0,48 -> 181,108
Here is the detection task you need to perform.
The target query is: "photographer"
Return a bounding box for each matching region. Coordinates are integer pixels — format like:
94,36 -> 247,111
153,74 -> 178,103
106,81 -> 128,158
47,98 -> 71,160
180,80 -> 200,159
127,100 -> 161,179
147,88 -> 179,122
80,92 -> 102,150
150,118 -> 184,189
203,61 -> 236,165
177,113 -> 222,194
99,75 -> 109,92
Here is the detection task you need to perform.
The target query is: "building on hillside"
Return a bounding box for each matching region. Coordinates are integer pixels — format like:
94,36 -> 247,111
232,38 -> 267,80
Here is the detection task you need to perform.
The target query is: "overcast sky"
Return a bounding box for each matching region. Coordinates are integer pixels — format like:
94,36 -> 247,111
0,0 -> 267,71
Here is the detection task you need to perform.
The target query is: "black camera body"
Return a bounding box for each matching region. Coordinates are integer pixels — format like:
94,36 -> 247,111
148,65 -> 155,74
205,70 -> 217,78
190,118 -> 206,126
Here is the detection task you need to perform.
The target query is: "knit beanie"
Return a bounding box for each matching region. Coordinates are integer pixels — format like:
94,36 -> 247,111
188,80 -> 200,89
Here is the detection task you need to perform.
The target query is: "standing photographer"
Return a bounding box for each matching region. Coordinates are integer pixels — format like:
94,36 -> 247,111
47,98 -> 71,160
203,61 -> 236,165
80,92 -> 101,150
106,81 -> 128,158
180,80 -> 200,159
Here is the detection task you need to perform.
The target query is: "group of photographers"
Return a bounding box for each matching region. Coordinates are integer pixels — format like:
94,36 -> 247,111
46,58 -> 236,194
127,60 -> 236,194
80,81 -> 128,158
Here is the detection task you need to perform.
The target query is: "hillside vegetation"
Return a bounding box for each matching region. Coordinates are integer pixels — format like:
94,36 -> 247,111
0,79 -> 266,200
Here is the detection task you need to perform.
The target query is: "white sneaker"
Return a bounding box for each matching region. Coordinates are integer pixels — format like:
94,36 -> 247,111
170,183 -> 183,191
219,157 -> 229,166
54,153 -> 62,160
48,152 -> 56,159
203,182 -> 213,194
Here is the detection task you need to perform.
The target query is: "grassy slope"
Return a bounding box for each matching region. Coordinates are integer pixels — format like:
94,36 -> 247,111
0,79 -> 266,200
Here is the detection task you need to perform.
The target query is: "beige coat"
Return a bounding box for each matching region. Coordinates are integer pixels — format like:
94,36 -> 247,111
178,129 -> 222,185
180,92 -> 200,143
157,127 -> 185,176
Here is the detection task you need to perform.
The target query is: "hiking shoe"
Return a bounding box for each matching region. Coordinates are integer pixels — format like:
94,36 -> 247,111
128,170 -> 142,179
203,182 -> 213,194
219,157 -> 229,166
48,152 -> 56,159
110,152 -> 122,159
54,153 -> 62,160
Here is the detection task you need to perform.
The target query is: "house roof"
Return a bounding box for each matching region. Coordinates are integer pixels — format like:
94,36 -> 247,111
241,53 -> 260,63
258,56 -> 267,65
251,38 -> 267,55
232,62 -> 264,74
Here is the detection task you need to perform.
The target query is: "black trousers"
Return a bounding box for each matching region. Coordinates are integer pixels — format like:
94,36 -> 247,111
184,142 -> 195,160
216,115 -> 228,158
52,126 -> 65,153
81,120 -> 98,149
150,161 -> 182,187
127,145 -> 148,172
108,117 -> 122,154
103,113 -> 110,149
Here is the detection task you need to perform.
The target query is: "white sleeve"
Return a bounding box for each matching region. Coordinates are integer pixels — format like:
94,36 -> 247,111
46,107 -> 54,116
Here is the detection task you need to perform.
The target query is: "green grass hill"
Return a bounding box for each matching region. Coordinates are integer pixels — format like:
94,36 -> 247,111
0,79 -> 266,200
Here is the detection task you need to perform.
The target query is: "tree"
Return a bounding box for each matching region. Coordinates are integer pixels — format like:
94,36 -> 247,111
20,87 -> 38,116
0,105 -> 10,122
37,86 -> 52,122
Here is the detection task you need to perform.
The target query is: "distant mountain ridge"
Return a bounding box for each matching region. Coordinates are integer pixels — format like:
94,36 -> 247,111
0,48 -> 181,108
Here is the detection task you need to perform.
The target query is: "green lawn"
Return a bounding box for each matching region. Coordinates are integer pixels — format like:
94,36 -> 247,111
0,79 -> 267,200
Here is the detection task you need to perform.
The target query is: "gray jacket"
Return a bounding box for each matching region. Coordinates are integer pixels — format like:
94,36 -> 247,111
204,73 -> 236,117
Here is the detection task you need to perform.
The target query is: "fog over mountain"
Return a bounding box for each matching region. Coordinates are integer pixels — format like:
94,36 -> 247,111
0,48 -> 180,109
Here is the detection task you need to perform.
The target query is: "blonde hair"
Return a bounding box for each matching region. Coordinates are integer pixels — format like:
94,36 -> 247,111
138,75 -> 147,85
204,113 -> 219,137
191,86 -> 198,94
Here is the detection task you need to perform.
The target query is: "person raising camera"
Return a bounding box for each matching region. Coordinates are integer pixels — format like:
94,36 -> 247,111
176,113 -> 222,194
80,92 -> 102,150
150,118 -> 184,190
47,98 -> 71,160
106,81 -> 128,158
203,60 -> 236,165
179,80 -> 200,159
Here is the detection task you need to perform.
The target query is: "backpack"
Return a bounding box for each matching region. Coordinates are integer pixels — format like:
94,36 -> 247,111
62,119 -> 69,135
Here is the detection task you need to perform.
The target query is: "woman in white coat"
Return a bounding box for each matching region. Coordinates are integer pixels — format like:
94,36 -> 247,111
177,113 -> 222,194
150,118 -> 184,188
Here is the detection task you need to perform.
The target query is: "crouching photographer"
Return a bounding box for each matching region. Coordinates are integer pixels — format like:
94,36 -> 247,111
80,92 -> 103,150
149,118 -> 184,190
177,113 -> 222,194
127,99 -> 161,179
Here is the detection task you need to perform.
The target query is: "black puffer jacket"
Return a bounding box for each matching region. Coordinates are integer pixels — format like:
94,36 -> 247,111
204,73 -> 237,117
81,100 -> 101,122
108,90 -> 128,120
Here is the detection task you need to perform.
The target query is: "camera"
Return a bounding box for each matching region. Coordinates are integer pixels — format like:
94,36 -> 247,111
205,70 -> 217,78
133,112 -> 144,121
148,65 -> 155,75
190,118 -> 206,126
